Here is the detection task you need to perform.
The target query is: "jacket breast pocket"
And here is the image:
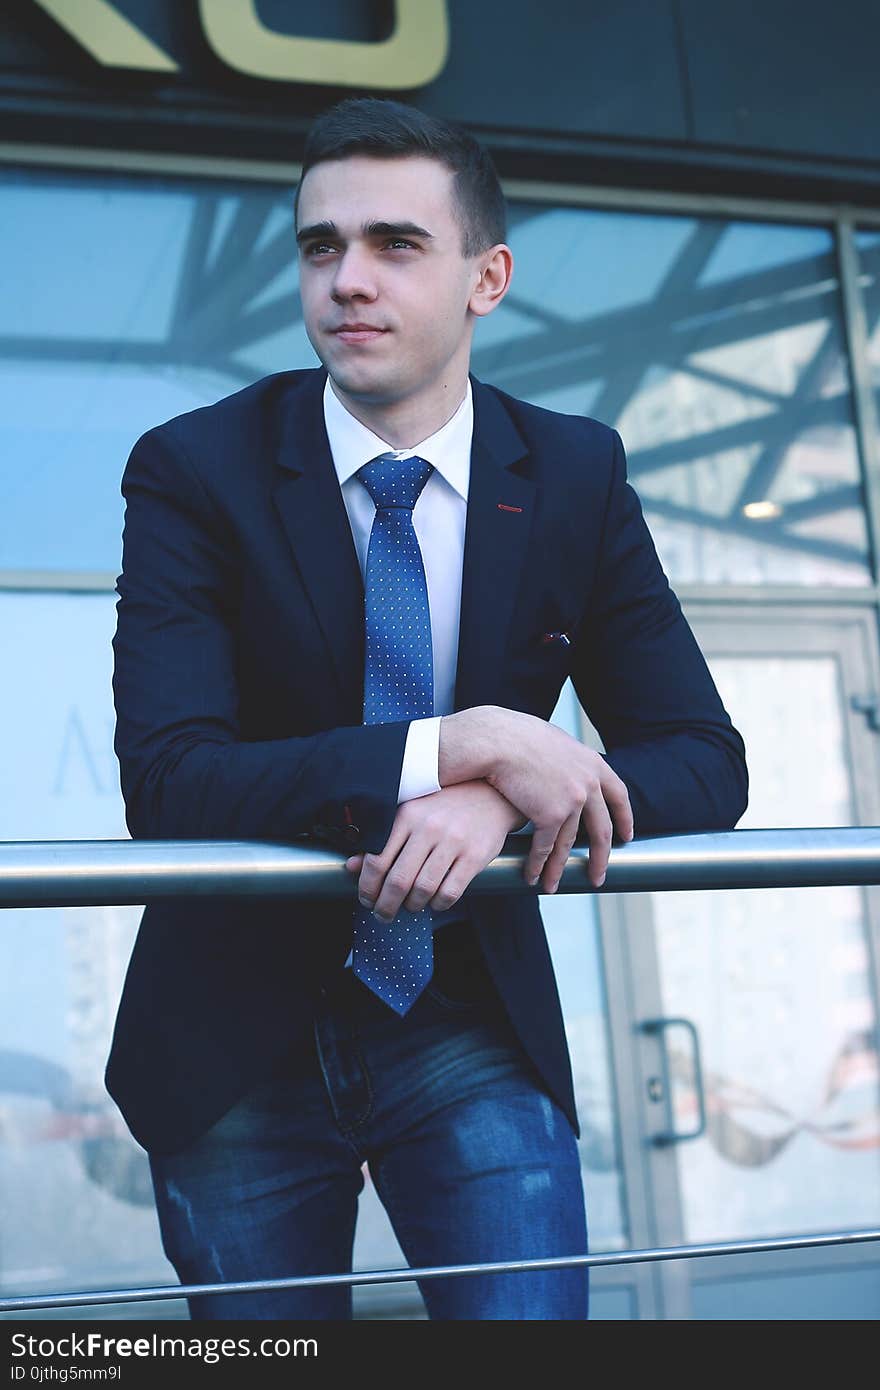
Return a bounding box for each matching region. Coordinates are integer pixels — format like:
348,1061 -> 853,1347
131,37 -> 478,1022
504,622 -> 575,713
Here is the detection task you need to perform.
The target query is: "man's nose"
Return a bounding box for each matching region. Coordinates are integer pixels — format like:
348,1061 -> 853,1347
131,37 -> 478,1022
330,246 -> 377,302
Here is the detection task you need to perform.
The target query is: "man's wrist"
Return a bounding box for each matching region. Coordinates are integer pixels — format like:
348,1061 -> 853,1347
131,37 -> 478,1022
438,706 -> 502,786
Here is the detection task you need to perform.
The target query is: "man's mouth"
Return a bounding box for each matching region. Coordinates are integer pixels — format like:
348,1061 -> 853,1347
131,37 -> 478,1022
331,324 -> 389,343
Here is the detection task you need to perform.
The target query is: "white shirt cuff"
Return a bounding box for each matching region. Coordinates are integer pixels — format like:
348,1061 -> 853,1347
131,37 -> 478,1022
397,716 -> 442,803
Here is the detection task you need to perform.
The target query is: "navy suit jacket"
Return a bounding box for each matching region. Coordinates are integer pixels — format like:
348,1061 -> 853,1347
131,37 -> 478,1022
105,366 -> 748,1155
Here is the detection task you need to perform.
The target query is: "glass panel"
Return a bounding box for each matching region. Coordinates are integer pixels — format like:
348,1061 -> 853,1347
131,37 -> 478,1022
2,168 -> 870,588
0,593 -> 170,1302
856,230 -> 880,432
477,209 -> 869,585
651,650 -> 880,1241
0,169 -> 310,573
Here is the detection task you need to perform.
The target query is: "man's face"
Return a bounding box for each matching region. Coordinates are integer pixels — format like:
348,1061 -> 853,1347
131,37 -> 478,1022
296,154 -> 481,406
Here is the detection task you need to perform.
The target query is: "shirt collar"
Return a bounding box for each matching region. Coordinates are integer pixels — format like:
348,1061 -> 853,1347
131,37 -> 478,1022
323,374 -> 472,502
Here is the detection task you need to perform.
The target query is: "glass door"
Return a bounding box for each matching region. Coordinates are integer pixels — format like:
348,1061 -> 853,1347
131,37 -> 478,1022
606,604 -> 880,1318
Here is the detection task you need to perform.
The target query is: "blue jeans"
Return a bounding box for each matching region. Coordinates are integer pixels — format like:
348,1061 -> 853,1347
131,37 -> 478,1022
149,966 -> 588,1320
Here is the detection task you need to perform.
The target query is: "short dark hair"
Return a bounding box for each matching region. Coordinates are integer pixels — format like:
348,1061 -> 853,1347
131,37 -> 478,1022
295,98 -> 507,257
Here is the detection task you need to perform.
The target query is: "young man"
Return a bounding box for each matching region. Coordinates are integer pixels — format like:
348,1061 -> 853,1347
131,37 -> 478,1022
106,98 -> 747,1321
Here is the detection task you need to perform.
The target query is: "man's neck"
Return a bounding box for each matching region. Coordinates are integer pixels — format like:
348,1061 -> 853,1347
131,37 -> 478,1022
328,374 -> 470,450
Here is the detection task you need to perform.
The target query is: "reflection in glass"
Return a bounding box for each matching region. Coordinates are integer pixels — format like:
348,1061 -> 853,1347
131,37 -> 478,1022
1,168 -> 871,588
476,210 -> 868,585
652,653 -> 880,1241
0,594 -> 169,1300
856,230 -> 880,444
0,170 -> 310,572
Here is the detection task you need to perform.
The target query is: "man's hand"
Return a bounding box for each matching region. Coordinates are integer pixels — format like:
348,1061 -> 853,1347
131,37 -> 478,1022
344,780 -> 526,924
439,705 -> 634,891
484,708 -> 633,889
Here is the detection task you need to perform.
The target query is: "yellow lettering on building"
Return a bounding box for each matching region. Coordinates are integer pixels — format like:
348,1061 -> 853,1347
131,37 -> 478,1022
198,0 -> 449,89
33,0 -> 449,90
33,0 -> 179,72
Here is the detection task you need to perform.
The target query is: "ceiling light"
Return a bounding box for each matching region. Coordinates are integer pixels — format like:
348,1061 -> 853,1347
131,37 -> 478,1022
742,500 -> 782,520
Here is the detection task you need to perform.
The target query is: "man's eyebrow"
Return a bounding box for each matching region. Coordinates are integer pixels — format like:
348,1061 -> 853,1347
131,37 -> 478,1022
296,220 -> 336,246
296,219 -> 434,245
364,220 -> 434,241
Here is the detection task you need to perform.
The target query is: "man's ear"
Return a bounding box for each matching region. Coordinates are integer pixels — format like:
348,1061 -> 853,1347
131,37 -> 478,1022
469,244 -> 514,319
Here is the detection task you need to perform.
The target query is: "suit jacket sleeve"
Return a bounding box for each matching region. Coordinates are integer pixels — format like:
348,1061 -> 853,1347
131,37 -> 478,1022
570,429 -> 748,834
112,425 -> 409,853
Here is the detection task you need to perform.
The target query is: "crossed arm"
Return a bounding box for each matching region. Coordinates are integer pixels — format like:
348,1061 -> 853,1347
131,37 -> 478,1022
345,706 -> 634,922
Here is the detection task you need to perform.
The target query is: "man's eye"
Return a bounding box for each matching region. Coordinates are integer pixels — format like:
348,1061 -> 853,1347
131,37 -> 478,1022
304,243 -> 336,256
385,239 -> 416,250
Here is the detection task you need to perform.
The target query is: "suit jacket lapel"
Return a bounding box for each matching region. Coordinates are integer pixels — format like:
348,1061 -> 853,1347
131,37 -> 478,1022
271,369 -> 366,721
270,368 -> 536,720
455,376 -> 535,711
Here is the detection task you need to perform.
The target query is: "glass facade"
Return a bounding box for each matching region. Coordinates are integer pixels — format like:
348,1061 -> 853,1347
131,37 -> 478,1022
2,171 -> 870,587
2,160 -> 880,1317
477,207 -> 868,586
0,170 -> 304,573
0,592 -> 159,1303
857,230 -> 880,428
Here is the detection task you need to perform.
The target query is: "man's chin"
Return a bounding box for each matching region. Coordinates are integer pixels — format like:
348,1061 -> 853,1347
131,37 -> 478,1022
326,363 -> 403,407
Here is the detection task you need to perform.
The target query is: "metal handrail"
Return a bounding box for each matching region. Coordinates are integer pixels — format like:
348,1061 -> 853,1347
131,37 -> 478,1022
3,826 -> 880,1314
4,826 -> 880,906
2,1229 -> 880,1314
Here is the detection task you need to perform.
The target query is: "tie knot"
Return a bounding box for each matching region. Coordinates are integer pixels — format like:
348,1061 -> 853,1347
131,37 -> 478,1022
357,453 -> 433,511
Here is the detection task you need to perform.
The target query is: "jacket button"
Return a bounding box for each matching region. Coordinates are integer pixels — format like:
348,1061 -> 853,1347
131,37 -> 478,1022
343,824 -> 361,845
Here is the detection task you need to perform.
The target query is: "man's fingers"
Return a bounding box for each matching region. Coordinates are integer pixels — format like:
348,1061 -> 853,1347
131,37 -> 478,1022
524,831 -> 559,887
369,834 -> 437,922
356,820 -> 412,907
401,844 -> 458,913
539,809 -> 581,894
428,855 -> 480,914
580,796 -> 614,887
600,765 -> 634,842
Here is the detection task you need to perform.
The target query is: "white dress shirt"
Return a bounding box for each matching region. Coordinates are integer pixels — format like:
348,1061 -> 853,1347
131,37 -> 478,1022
323,373 -> 472,803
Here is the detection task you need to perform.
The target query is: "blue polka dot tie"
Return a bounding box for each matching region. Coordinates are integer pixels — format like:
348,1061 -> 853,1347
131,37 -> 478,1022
352,452 -> 435,1014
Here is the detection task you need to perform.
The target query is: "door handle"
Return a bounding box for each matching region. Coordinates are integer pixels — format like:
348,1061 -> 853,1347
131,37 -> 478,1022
639,1015 -> 707,1146
850,694 -> 880,733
